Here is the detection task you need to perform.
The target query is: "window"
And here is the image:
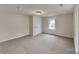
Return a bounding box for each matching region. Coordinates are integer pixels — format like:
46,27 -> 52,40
48,18 -> 55,30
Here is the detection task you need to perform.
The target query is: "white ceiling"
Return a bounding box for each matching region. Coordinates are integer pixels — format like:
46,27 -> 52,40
0,4 -> 74,17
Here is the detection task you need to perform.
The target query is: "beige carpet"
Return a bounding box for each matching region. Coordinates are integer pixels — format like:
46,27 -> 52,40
0,34 -> 75,54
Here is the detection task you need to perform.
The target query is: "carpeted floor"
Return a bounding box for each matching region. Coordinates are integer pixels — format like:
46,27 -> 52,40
0,34 -> 75,54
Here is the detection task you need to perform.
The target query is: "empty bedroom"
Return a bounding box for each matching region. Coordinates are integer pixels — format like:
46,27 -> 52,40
0,4 -> 78,54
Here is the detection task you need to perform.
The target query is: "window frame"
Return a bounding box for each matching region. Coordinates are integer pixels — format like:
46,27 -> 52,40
48,17 -> 56,30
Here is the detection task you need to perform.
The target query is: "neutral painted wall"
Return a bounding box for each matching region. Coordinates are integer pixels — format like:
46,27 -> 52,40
0,13 -> 30,42
42,13 -> 74,38
29,16 -> 33,36
33,16 -> 42,36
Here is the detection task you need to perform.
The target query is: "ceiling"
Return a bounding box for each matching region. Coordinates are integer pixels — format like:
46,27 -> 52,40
0,4 -> 74,17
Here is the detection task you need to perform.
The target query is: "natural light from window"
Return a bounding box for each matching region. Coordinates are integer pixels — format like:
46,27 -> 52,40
48,18 -> 55,30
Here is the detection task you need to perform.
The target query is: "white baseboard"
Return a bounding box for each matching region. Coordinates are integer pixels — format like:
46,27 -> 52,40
0,34 -> 30,43
43,32 -> 73,39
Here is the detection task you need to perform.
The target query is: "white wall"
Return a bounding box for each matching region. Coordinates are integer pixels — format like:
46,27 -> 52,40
33,16 -> 42,36
0,13 -> 30,42
29,16 -> 33,36
42,13 -> 74,38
